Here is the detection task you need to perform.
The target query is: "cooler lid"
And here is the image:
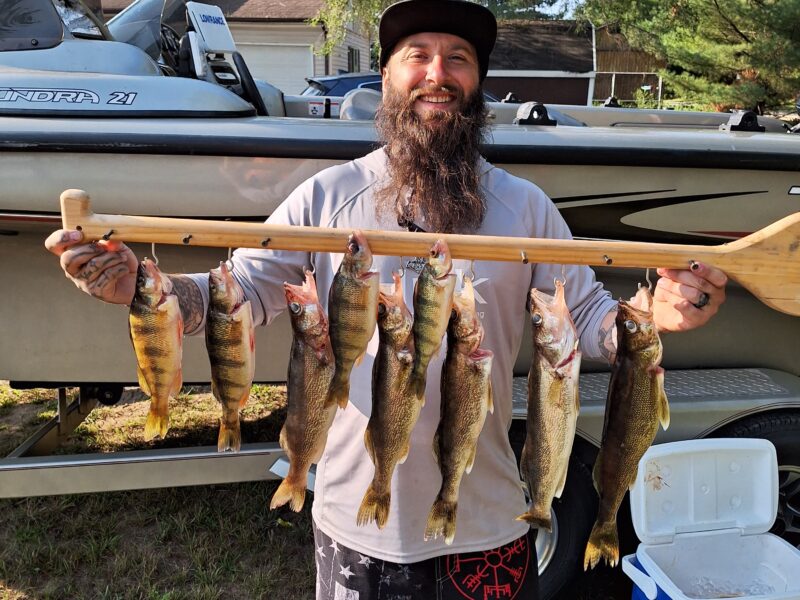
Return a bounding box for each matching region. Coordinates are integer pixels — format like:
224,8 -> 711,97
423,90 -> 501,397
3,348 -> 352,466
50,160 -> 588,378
630,438 -> 778,545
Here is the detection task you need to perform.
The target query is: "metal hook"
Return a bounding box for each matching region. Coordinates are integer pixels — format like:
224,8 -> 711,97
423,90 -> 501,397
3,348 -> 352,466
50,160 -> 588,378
554,264 -> 566,288
307,261 -> 316,276
151,242 -> 159,266
393,257 -> 406,279
520,250 -> 529,265
638,268 -> 653,292
226,247 -> 234,272
461,260 -> 477,285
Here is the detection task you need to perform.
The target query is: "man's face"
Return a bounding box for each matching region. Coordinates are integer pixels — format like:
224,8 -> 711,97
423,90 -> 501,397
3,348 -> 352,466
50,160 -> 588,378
382,32 -> 480,117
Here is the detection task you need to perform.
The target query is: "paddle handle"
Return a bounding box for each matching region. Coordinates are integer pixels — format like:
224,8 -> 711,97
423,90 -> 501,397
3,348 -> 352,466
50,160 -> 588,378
60,190 -> 721,270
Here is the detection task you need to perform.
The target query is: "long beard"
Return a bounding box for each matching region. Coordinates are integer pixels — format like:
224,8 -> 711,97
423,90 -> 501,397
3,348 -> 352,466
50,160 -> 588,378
375,83 -> 489,234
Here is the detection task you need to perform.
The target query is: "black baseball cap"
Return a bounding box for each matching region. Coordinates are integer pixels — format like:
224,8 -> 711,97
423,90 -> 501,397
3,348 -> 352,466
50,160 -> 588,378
378,0 -> 497,81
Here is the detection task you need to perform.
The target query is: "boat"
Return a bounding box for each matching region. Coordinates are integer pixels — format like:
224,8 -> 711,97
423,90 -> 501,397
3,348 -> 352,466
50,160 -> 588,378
2,1 -> 800,596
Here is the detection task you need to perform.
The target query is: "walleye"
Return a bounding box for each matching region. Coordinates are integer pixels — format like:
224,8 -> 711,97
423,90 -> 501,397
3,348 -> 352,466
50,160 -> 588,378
425,277 -> 493,545
584,286 -> 670,569
409,240 -> 456,398
357,272 -> 417,529
206,261 -> 255,453
327,231 -> 380,409
129,258 -> 183,441
270,270 -> 336,512
517,280 -> 581,530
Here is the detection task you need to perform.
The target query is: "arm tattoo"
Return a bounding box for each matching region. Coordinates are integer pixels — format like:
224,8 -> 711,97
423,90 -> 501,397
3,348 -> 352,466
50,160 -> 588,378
597,305 -> 618,364
167,275 -> 205,335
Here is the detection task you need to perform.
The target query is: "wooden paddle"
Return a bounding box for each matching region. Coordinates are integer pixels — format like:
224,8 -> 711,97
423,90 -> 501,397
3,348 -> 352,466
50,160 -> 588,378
61,189 -> 800,317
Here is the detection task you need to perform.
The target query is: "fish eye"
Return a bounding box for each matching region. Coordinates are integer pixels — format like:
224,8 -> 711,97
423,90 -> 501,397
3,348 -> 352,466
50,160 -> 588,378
378,303 -> 387,316
348,241 -> 359,254
624,319 -> 638,333
289,301 -> 302,315
532,313 -> 543,327
451,308 -> 458,320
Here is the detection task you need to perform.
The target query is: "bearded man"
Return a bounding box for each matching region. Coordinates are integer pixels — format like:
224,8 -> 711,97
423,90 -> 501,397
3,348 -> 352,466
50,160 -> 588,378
46,0 -> 728,598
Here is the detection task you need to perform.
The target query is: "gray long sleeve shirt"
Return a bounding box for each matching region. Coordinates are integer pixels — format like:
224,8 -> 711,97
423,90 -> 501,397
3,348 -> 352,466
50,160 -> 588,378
189,148 -> 617,562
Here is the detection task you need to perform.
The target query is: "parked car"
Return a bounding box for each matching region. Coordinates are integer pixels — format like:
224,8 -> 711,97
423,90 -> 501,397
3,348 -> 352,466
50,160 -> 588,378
300,72 -> 383,96
301,72 -> 502,102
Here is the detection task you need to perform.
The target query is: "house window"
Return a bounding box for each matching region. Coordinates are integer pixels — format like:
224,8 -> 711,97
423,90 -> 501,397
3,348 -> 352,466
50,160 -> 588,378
347,47 -> 360,72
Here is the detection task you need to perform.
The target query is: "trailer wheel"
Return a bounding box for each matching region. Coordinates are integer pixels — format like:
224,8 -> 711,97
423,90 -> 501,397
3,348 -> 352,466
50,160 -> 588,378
509,426 -> 597,599
711,411 -> 800,548
80,384 -> 124,406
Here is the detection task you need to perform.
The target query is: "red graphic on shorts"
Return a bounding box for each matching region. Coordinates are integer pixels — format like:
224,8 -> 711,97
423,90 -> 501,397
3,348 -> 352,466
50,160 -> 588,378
445,536 -> 530,600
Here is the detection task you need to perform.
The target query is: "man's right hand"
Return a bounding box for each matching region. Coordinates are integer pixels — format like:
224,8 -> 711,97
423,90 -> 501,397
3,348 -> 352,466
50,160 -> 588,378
44,229 -> 138,305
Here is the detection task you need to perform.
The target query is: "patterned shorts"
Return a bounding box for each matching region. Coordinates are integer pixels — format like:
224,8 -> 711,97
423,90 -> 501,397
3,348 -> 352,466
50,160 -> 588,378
313,523 -> 539,600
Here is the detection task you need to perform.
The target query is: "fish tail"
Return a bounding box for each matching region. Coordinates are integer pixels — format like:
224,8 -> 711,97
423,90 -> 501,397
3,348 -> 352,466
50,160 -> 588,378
269,474 -> 307,512
407,372 -> 426,400
356,485 -> 390,529
327,377 -> 350,409
424,498 -> 457,545
515,508 -> 552,532
217,419 -> 242,453
143,399 -> 170,441
583,520 -> 619,570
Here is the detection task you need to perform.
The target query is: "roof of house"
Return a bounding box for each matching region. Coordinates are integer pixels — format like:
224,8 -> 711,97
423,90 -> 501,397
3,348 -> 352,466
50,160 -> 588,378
103,0 -> 323,20
490,20 -> 594,73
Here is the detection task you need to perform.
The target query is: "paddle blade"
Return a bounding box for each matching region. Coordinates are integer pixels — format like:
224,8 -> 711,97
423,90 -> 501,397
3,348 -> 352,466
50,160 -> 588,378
721,212 -> 800,317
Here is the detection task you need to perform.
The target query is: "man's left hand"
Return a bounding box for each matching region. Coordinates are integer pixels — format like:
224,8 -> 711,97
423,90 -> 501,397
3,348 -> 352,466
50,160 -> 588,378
652,262 -> 728,332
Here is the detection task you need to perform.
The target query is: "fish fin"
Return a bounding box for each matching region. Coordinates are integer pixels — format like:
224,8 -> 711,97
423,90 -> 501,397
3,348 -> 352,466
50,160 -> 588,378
210,379 -> 219,402
327,380 -> 350,410
654,368 -> 670,430
354,351 -> 367,367
170,371 -> 183,398
591,453 -> 604,495
238,389 -> 250,409
583,520 -> 619,570
396,442 -> 411,465
408,373 -> 426,402
269,474 -> 307,512
363,429 -> 375,464
356,485 -> 390,529
424,498 -> 457,545
554,459 -> 570,498
217,419 -> 241,453
464,445 -> 478,475
515,509 -> 552,532
431,430 -> 441,468
136,366 -> 151,397
487,380 -> 494,414
277,426 -> 288,452
143,398 -> 169,441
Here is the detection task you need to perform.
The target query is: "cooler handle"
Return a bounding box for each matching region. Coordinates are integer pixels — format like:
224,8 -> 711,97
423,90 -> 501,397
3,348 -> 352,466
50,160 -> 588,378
621,555 -> 658,600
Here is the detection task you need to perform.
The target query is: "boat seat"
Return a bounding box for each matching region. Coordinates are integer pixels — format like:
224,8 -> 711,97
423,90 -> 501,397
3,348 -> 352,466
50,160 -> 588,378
339,88 -> 381,120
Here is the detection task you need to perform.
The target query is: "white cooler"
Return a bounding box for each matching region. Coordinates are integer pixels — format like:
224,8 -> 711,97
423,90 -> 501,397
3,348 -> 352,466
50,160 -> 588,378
621,438 -> 800,600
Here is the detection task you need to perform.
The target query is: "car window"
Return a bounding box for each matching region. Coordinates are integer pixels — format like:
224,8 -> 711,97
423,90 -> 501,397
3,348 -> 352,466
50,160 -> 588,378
359,81 -> 383,92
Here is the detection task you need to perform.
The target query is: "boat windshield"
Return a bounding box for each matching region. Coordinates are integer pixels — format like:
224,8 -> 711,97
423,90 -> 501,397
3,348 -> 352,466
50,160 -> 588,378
0,0 -> 65,51
51,0 -> 106,38
107,0 -> 186,61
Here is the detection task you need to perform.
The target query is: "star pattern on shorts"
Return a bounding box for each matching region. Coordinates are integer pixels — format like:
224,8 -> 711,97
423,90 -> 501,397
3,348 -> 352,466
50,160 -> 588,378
329,540 -> 340,558
358,554 -> 374,568
339,564 -> 354,580
316,545 -> 326,558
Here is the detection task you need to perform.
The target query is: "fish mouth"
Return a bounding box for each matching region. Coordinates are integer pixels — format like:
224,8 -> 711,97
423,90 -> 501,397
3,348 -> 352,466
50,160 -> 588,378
284,269 -> 318,304
468,348 -> 493,361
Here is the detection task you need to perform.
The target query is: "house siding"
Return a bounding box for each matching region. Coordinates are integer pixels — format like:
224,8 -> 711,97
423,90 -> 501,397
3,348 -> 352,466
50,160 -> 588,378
330,26 -> 371,74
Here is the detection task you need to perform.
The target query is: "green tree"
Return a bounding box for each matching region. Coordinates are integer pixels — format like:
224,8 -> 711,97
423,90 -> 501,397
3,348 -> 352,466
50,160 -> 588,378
578,0 -> 800,111
312,0 -> 570,59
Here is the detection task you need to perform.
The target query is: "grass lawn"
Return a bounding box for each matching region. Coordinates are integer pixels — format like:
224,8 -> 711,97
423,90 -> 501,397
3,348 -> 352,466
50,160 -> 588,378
0,382 -> 315,600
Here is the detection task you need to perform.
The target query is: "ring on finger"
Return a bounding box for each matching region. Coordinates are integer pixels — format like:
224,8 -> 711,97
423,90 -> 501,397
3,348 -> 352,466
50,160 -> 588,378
692,292 -> 710,309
